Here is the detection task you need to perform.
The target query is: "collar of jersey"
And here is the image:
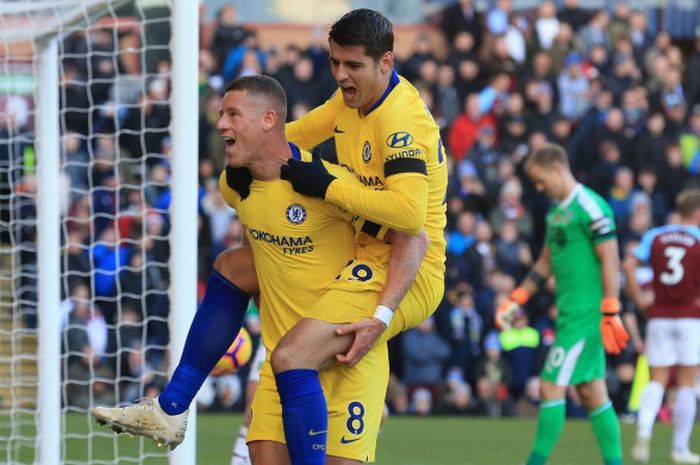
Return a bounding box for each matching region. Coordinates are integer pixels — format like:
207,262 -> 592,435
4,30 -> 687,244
557,183 -> 582,209
288,141 -> 302,160
365,70 -> 400,116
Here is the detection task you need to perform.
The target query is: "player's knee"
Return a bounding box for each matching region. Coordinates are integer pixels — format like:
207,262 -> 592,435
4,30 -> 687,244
270,344 -> 296,374
213,247 -> 258,295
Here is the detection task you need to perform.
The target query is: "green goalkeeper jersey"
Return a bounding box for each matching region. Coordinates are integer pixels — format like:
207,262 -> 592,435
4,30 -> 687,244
545,184 -> 616,335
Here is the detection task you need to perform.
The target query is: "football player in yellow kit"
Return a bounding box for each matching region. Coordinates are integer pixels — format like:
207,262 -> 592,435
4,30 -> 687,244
217,75 -> 399,464
280,9 -> 447,367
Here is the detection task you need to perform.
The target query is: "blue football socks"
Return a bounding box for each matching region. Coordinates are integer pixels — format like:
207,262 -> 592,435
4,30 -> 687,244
276,369 -> 328,465
159,270 -> 249,415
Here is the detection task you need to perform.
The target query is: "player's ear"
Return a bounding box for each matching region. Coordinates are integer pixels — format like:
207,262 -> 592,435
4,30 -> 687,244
380,51 -> 394,73
261,108 -> 277,131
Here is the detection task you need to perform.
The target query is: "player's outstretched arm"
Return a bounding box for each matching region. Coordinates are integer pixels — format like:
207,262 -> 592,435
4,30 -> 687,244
496,247 -> 552,330
336,230 -> 429,367
281,154 -> 428,235
596,239 -> 629,354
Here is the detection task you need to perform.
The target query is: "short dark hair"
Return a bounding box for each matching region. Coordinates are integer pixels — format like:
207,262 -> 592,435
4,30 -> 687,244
676,188 -> 700,218
329,9 -> 394,61
526,142 -> 570,170
224,75 -> 287,119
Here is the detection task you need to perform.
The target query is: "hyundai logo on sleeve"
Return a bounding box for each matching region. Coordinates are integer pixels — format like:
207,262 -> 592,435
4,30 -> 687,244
386,131 -> 414,148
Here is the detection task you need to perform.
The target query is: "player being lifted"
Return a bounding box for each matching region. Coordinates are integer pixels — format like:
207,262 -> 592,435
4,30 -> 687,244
624,189 -> 700,465
496,143 -> 629,465
270,9 -> 446,464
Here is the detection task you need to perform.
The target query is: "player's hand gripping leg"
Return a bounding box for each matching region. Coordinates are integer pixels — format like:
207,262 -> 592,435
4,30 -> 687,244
335,317 -> 387,368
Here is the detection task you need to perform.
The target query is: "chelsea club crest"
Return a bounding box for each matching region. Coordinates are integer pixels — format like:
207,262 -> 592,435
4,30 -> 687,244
362,141 -> 372,163
286,203 -> 307,225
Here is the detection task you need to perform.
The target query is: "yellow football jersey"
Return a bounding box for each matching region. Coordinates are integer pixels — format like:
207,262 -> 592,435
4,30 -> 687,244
218,148 -> 357,353
287,71 -> 447,277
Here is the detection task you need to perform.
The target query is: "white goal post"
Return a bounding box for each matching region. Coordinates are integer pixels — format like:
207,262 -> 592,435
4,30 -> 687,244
0,1 -> 198,464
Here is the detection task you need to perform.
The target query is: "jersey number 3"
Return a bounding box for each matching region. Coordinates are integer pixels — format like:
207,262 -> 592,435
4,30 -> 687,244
660,246 -> 686,286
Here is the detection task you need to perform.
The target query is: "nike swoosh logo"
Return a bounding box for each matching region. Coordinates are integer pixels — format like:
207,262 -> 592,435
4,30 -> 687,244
308,429 -> 327,436
340,436 -> 360,444
334,125 -> 345,133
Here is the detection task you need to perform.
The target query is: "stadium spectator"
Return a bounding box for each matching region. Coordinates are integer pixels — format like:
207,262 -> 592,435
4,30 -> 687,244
475,330 -> 511,416
63,284 -> 114,409
448,93 -> 497,162
440,0 -> 483,50
534,2 -> 560,50
210,5 -> 249,72
402,317 -> 451,408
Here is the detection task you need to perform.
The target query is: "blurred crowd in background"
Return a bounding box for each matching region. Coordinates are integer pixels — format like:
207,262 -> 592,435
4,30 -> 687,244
2,0 -> 700,417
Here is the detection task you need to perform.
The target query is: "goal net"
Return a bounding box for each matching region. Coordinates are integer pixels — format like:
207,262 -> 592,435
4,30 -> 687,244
0,1 -> 197,463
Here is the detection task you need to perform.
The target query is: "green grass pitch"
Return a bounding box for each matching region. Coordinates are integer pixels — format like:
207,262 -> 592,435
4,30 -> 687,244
2,413 -> 696,464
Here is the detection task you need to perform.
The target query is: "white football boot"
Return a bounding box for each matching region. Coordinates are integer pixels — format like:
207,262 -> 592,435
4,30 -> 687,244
672,450 -> 700,464
631,437 -> 650,463
91,397 -> 188,450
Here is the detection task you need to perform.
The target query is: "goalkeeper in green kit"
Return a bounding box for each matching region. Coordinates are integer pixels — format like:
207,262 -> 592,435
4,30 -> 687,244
496,143 -> 629,465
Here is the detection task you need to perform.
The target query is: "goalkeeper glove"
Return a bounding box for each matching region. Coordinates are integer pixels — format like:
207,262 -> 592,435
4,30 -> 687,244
280,152 -> 336,199
600,297 -> 629,355
495,287 -> 529,330
225,166 -> 253,200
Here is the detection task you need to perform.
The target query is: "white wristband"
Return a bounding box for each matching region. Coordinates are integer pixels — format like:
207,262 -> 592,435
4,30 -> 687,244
373,305 -> 394,327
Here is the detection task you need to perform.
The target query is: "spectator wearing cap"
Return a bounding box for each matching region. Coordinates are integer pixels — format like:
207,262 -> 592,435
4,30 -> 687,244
679,104 -> 700,174
500,114 -> 529,156
475,330 -> 512,416
441,368 -> 474,414
557,52 -> 589,120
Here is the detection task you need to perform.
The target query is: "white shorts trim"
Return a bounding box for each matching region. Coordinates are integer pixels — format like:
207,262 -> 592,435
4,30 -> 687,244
646,318 -> 700,367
